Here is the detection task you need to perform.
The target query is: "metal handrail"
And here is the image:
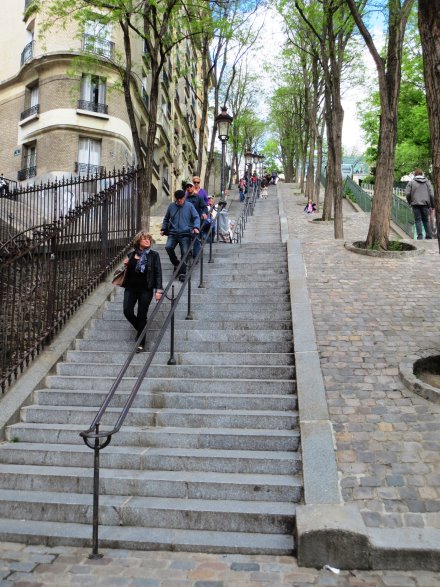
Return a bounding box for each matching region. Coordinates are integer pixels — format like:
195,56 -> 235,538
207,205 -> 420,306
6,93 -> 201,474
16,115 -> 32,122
79,214 -> 217,558
231,183 -> 259,243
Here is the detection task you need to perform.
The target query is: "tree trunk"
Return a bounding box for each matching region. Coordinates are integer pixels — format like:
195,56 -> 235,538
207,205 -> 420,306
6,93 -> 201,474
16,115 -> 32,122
314,127 -> 323,209
197,39 -> 210,177
365,110 -> 395,247
305,130 -> 315,202
418,0 -> 440,253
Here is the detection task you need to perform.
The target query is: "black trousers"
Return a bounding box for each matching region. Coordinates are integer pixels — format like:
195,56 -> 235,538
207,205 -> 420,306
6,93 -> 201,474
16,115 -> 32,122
123,288 -> 154,346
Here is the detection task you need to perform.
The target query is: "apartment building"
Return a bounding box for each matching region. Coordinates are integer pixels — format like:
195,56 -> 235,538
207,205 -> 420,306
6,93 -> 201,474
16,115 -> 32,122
0,0 -> 210,211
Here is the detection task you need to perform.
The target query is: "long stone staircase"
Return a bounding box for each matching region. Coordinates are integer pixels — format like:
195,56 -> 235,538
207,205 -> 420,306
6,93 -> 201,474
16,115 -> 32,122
0,189 -> 301,553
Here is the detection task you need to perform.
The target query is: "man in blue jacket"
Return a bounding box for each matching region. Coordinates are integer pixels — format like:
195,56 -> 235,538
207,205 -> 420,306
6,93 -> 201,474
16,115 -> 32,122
185,181 -> 208,260
161,189 -> 200,280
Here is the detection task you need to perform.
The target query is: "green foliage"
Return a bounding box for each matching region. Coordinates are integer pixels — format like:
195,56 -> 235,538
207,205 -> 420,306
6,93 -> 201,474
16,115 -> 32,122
357,3 -> 431,180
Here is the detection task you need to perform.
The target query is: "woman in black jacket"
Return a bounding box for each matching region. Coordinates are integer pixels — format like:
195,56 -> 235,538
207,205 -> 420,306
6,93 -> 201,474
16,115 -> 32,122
122,231 -> 163,352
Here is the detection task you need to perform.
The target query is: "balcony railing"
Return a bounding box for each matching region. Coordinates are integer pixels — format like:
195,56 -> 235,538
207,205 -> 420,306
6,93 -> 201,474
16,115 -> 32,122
152,160 -> 160,176
163,177 -> 170,192
20,104 -> 39,121
17,166 -> 36,181
75,162 -> 106,176
142,88 -> 149,110
82,34 -> 115,59
77,100 -> 108,114
20,40 -> 34,66
162,70 -> 170,89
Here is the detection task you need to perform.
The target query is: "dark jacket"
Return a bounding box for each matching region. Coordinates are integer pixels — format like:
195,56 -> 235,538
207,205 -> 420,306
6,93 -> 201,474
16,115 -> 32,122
185,193 -> 208,217
405,176 -> 434,207
161,200 -> 200,234
123,249 -> 162,291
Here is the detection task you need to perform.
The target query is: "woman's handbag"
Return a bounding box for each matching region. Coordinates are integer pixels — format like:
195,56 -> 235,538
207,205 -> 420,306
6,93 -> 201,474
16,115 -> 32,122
112,266 -> 126,287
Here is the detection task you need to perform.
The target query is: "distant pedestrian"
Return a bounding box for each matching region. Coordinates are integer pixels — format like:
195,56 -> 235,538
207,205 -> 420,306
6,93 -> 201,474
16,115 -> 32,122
161,189 -> 200,281
0,174 -> 9,197
405,168 -> 434,240
122,232 -> 163,353
304,199 -> 317,214
261,184 -> 268,199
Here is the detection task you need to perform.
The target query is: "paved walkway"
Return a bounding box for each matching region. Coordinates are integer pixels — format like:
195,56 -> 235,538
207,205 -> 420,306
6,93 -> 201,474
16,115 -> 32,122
278,182 -> 440,531
1,541 -> 439,586
1,184 -> 440,584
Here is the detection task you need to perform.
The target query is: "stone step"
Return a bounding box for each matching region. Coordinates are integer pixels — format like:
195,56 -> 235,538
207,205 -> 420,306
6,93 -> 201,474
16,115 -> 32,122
82,329 -> 293,343
0,465 -> 302,503
20,406 -> 298,430
75,339 -> 295,353
65,350 -> 295,366
6,424 -> 300,451
0,444 -> 301,474
35,389 -> 297,411
55,362 -> 295,380
0,490 -> 296,534
45,375 -> 295,394
0,518 -> 294,554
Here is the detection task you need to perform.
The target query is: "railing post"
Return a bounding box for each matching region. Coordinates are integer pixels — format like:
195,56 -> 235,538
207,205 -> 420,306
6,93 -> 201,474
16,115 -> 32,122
198,241 -> 206,289
168,285 -> 176,365
90,423 -> 103,560
186,271 -> 194,320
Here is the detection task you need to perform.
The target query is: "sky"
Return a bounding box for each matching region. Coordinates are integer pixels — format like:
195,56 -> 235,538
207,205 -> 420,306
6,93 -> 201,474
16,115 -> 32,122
245,5 -> 386,155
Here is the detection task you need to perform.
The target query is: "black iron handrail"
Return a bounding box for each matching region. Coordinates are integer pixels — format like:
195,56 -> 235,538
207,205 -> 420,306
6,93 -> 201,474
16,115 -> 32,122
231,182 -> 259,243
79,214 -> 216,557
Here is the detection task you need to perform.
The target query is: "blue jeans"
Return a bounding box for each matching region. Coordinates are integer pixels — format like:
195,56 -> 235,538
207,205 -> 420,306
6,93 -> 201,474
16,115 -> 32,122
412,205 -> 432,239
123,288 -> 153,345
165,233 -> 192,274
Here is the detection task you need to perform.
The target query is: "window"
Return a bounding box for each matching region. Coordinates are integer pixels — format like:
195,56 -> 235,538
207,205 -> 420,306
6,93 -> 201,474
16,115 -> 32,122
18,143 -> 36,180
21,84 -> 39,120
79,74 -> 107,114
76,138 -> 102,175
83,19 -> 114,58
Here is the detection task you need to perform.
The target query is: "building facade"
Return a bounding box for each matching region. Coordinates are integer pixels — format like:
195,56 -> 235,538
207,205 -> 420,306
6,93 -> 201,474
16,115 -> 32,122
0,0 -> 210,213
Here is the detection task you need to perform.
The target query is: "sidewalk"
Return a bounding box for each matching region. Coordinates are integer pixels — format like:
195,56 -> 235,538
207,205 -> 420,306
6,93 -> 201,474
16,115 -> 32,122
0,541 -> 438,586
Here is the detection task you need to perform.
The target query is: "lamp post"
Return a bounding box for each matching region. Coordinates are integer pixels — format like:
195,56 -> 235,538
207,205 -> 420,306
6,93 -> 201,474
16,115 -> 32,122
244,151 -> 253,181
216,106 -> 233,203
215,105 -> 233,240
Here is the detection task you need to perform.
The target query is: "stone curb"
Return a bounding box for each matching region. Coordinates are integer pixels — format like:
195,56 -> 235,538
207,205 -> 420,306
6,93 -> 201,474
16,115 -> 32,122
344,240 -> 424,257
399,350 -> 440,404
278,184 -> 440,571
0,279 -> 115,440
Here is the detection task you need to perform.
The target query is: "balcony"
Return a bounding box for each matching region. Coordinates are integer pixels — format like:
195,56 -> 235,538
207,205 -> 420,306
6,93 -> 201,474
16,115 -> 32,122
161,70 -> 170,95
157,111 -> 171,136
77,100 -> 108,115
17,166 -> 36,181
20,104 -> 39,121
163,176 -> 170,193
75,162 -> 105,176
152,160 -> 160,177
142,88 -> 149,110
82,34 -> 115,59
20,40 -> 34,66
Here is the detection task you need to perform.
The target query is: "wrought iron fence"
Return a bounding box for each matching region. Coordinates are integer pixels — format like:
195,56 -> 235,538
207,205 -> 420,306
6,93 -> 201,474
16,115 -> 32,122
0,167 -> 142,394
0,168 -> 127,244
20,40 -> 34,66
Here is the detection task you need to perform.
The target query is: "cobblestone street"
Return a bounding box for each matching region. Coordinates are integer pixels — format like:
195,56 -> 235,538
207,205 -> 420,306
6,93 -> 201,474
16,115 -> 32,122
279,183 -> 440,531
1,542 -> 440,586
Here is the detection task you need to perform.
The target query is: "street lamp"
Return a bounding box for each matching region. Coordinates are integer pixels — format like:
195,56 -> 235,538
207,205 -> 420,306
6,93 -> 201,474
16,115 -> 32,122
244,151 -> 253,179
215,106 -> 233,204
215,106 -> 233,241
